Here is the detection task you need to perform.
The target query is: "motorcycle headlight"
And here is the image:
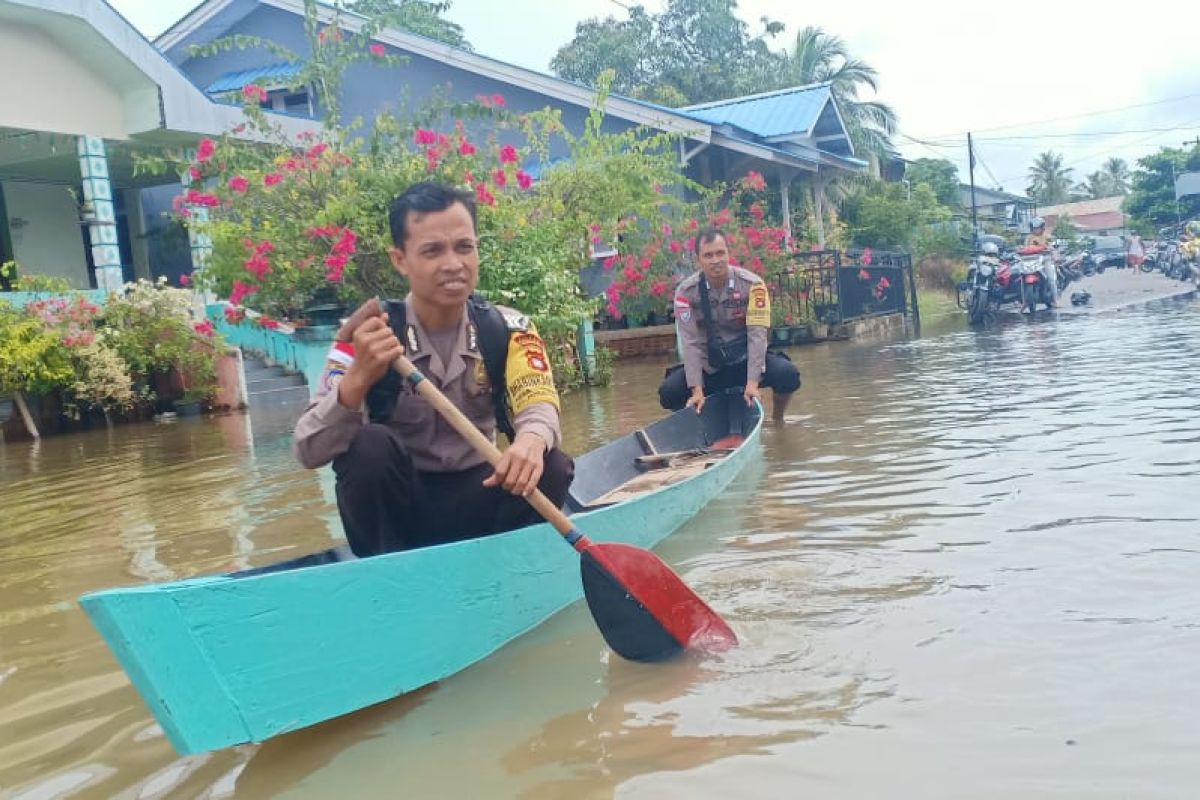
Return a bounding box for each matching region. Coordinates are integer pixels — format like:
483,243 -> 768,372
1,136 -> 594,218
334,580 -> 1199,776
979,263 -> 994,277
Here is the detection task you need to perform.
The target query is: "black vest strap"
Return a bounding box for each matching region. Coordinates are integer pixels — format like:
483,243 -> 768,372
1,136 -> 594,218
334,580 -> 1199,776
365,296 -> 514,441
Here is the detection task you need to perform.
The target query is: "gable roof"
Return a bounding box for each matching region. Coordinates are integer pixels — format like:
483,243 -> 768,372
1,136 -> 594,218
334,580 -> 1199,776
682,84 -> 834,140
1036,196 -> 1124,218
157,0 -> 864,174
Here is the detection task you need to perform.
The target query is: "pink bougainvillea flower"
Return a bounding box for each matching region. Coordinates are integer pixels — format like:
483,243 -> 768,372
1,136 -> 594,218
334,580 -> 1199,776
194,320 -> 215,337
649,280 -> 670,298
602,256 -> 616,270
661,223 -> 672,236
750,257 -> 764,273
474,182 -> 496,206
263,172 -> 284,187
492,168 -> 507,188
242,84 -> 269,104
260,317 -> 280,330
184,189 -> 220,208
516,169 -> 533,190
283,157 -> 301,172
306,143 -> 329,160
331,228 -> 358,256
179,273 -> 191,286
458,139 -> 477,156
228,279 -> 257,306
414,128 -> 437,146
499,144 -> 519,164
879,276 -> 891,289
669,240 -> 683,254
742,170 -> 767,192
749,203 -> 765,222
426,149 -> 440,172
224,305 -> 245,324
490,93 -> 505,107
228,175 -> 249,193
369,43 -> 386,56
188,165 -> 202,182
589,223 -> 602,234
196,138 -> 216,163
858,268 -> 871,280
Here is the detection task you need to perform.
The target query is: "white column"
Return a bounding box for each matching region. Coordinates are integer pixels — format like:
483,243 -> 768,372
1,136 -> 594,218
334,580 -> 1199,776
77,136 -> 123,291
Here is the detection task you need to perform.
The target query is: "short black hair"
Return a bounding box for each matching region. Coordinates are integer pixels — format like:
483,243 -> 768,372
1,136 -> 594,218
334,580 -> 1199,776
388,181 -> 477,247
694,227 -> 728,253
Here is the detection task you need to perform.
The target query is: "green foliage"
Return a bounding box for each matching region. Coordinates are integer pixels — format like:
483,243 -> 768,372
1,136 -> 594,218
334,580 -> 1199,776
589,344 -> 615,387
0,301 -> 73,395
1124,145 -> 1200,229
906,159 -> 961,208
1053,212 -> 1080,247
550,0 -> 784,106
103,281 -> 220,404
846,181 -> 950,250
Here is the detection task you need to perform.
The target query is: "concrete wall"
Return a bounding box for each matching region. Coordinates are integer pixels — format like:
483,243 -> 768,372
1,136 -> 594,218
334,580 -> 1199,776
1,181 -> 89,288
0,23 -> 127,139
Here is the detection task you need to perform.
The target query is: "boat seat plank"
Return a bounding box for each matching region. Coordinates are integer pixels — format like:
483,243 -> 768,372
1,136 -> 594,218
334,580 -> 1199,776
585,452 -> 731,507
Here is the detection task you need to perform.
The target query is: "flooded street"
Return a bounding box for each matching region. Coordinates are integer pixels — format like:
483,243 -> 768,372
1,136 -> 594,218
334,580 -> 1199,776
3,296 -> 1200,799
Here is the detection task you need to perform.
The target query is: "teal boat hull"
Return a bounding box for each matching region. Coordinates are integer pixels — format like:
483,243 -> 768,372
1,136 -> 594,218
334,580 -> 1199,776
79,394 -> 761,755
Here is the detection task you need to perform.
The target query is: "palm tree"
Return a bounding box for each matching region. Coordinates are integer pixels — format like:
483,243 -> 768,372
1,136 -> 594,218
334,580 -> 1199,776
1027,151 -> 1074,205
776,26 -> 897,157
1100,157 -> 1131,195
1080,171 -> 1112,199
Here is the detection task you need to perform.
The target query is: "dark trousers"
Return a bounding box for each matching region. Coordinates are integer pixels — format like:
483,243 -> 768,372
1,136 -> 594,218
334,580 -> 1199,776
333,424 -> 575,557
658,352 -> 802,411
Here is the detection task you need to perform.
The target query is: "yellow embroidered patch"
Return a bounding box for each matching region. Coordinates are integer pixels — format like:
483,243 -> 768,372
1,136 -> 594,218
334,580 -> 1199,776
505,324 -> 560,413
746,283 -> 770,327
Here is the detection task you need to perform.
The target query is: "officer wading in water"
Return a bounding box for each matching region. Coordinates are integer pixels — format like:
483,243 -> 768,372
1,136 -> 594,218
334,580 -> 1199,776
658,228 -> 801,422
294,182 -> 574,558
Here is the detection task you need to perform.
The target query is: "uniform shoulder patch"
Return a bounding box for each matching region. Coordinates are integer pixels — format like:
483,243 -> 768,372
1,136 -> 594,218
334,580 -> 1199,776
746,282 -> 770,327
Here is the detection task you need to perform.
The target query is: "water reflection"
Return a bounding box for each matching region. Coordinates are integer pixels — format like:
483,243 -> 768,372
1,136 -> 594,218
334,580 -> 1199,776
3,297 -> 1200,798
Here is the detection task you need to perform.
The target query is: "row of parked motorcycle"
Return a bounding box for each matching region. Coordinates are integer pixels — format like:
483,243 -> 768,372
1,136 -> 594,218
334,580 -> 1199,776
1140,238 -> 1197,282
956,233 -> 1198,325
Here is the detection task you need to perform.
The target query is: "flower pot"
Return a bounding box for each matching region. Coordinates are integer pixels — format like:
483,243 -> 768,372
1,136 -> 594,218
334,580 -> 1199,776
175,400 -> 203,417
770,327 -> 792,345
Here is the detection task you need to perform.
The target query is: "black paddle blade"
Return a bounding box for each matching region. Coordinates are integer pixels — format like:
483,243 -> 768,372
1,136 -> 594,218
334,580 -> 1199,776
580,547 -> 684,662
579,542 -> 737,662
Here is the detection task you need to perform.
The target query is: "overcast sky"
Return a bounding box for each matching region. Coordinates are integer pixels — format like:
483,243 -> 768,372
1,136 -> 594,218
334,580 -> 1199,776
112,0 -> 1200,194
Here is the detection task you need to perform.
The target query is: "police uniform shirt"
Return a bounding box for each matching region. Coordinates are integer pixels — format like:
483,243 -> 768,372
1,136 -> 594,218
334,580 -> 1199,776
294,296 -> 561,473
673,265 -> 770,391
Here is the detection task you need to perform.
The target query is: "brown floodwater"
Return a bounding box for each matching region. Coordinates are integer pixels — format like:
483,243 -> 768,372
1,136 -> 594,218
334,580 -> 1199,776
3,297 -> 1200,799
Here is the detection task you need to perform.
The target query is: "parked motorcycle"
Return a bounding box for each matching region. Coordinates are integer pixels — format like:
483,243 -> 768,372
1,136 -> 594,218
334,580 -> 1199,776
1015,246 -> 1055,312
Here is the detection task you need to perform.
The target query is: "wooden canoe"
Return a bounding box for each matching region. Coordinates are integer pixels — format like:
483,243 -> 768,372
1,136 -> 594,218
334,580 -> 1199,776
78,391 -> 762,755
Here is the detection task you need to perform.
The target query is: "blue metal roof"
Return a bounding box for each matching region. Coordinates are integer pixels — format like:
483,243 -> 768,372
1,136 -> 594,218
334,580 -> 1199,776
205,62 -> 301,94
680,84 -> 834,139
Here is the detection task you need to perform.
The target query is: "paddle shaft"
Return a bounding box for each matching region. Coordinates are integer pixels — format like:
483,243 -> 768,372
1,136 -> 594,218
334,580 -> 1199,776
391,355 -> 580,540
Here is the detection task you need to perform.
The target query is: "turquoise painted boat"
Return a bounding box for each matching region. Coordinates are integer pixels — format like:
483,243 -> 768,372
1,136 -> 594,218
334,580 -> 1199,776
79,392 -> 761,755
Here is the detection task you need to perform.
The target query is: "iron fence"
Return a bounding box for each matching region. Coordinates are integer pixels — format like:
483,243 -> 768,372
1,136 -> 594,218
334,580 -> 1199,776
768,249 -> 919,330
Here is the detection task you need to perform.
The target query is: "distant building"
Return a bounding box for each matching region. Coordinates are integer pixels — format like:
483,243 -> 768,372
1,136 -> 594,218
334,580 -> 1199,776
1036,197 -> 1126,236
957,185 -> 1035,230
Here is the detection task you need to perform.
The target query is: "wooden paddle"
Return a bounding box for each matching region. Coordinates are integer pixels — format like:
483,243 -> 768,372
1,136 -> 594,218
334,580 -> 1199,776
391,354 -> 738,662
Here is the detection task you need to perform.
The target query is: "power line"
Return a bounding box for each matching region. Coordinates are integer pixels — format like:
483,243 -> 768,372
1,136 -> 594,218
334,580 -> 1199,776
920,124 -> 1200,145
992,116 -> 1200,186
910,91 -> 1200,141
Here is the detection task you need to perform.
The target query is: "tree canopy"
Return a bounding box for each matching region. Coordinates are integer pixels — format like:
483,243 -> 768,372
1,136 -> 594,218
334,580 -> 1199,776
905,158 -> 961,208
550,0 -> 783,107
1027,151 -> 1074,205
1124,145 -> 1200,229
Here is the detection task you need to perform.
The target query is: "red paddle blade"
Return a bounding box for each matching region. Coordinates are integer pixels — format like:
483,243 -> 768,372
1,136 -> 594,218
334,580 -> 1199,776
579,542 -> 737,662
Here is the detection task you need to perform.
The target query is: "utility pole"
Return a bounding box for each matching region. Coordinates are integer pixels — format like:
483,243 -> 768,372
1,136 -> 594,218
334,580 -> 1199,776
1169,160 -> 1182,230
968,133 -> 979,249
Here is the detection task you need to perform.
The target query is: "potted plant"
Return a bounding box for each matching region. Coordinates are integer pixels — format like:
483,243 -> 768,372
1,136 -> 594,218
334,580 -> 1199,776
174,387 -> 207,417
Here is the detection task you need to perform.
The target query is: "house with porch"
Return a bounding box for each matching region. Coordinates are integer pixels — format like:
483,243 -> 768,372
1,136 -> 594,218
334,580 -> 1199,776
0,0 -> 317,293
1,0 -> 864,296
